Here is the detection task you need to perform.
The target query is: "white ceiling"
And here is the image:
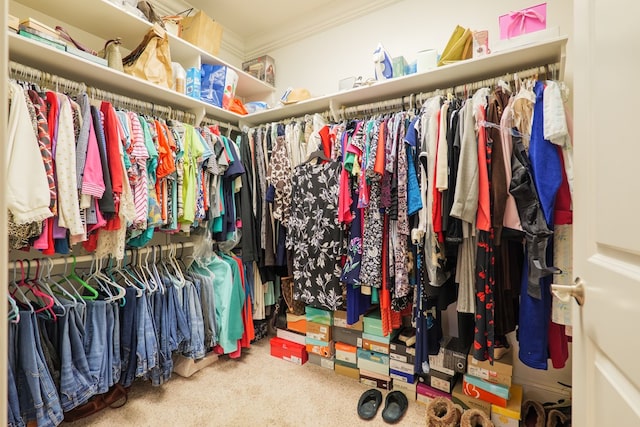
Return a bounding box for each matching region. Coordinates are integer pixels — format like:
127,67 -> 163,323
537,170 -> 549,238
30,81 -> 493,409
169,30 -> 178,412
159,0 -> 400,59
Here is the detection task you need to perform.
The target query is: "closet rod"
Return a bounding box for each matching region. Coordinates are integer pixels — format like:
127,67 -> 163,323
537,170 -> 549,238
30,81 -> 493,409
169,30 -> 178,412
11,242 -> 196,268
9,60 -> 197,125
200,116 -> 240,132
9,61 -> 86,94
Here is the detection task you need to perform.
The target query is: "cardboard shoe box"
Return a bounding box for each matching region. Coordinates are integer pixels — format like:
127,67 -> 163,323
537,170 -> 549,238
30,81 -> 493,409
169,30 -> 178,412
305,337 -> 335,357
359,369 -> 393,390
335,342 -> 358,365
390,369 -> 415,384
335,360 -> 360,380
306,321 -> 332,342
305,306 -> 333,326
362,335 -> 390,354
393,378 -> 417,401
425,370 -> 459,394
462,375 -> 510,408
491,384 -> 523,427
464,374 -> 510,399
333,310 -> 364,330
276,328 -> 306,346
286,313 -> 307,335
333,326 -> 363,348
416,382 -> 451,406
363,311 -> 384,336
452,381 -> 492,416
390,339 -> 416,364
428,336 -> 471,375
357,349 -> 390,376
308,353 -> 335,370
270,337 -> 308,365
466,350 -> 513,387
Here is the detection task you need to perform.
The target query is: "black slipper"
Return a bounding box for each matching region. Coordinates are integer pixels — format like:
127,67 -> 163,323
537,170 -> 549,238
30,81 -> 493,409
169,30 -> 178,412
357,388 -> 383,420
382,390 -> 408,424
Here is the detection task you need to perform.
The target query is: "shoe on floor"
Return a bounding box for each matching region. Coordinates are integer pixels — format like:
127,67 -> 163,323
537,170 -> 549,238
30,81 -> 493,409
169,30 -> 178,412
523,400 -> 546,427
426,397 -> 461,427
357,388 -> 383,420
381,390 -> 408,424
460,408 -> 494,427
547,409 -> 571,427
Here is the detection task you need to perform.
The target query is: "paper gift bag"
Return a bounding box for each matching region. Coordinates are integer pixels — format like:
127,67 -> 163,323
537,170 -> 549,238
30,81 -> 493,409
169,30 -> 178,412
438,25 -> 473,67
499,3 -> 547,40
180,10 -> 223,55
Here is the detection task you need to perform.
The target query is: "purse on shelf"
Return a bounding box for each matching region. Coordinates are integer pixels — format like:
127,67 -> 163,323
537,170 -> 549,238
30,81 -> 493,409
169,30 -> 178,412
137,1 -> 165,27
122,24 -> 173,88
281,276 -> 305,316
55,26 -> 98,56
100,38 -> 124,72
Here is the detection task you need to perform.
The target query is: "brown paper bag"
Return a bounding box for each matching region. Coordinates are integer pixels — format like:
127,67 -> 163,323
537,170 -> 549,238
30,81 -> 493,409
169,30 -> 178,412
180,10 -> 223,56
122,24 -> 173,88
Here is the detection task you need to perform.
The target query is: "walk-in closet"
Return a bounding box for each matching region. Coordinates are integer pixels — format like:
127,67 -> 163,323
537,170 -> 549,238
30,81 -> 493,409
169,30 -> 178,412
2,0 -> 639,426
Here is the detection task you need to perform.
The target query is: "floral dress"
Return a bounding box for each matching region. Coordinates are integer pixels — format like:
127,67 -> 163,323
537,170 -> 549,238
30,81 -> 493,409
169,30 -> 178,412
286,160 -> 345,310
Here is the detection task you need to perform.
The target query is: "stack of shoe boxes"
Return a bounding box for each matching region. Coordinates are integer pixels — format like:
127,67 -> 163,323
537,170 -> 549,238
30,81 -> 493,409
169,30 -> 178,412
389,327 -> 417,400
357,311 -> 395,390
305,307 -> 335,369
416,336 -> 469,406
457,349 -> 523,425
333,310 -> 363,380
271,310 -> 308,365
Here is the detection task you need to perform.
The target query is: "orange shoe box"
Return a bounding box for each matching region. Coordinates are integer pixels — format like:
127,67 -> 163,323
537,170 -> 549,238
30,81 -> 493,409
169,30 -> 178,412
286,313 -> 307,335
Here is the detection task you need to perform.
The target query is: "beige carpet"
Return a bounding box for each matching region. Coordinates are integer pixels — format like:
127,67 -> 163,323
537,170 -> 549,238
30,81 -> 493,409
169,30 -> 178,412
65,337 -> 426,426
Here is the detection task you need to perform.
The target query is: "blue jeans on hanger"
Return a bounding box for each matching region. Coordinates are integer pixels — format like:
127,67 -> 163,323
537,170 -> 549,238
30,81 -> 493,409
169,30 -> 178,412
149,290 -> 172,386
182,279 -> 205,359
164,276 -> 190,352
110,302 -> 121,386
84,300 -> 110,394
16,311 -> 64,427
119,287 -> 138,388
136,293 -> 158,378
58,302 -> 97,411
7,323 -> 25,427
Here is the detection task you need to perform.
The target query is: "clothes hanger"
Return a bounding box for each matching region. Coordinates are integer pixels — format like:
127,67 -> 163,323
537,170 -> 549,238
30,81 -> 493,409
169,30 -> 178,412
32,259 -> 66,318
150,246 -> 165,295
10,261 -> 35,313
94,256 -> 127,303
113,254 -> 144,297
43,258 -> 78,305
21,259 -> 56,318
8,294 -> 20,324
53,257 -> 86,307
59,255 -> 99,300
121,249 -> 147,295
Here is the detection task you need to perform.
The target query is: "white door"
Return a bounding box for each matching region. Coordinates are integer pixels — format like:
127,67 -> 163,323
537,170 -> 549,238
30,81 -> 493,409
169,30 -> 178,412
572,1 -> 640,426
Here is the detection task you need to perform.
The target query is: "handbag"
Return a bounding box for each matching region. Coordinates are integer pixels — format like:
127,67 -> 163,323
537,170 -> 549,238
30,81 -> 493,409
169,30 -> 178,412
281,276 -> 305,315
122,24 -> 173,88
100,38 -> 124,72
437,25 -> 473,67
137,1 -> 164,27
55,26 -> 98,56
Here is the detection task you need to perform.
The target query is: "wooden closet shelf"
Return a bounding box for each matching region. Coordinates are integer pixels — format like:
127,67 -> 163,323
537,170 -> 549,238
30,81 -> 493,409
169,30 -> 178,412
241,36 -> 568,126
9,32 -> 243,124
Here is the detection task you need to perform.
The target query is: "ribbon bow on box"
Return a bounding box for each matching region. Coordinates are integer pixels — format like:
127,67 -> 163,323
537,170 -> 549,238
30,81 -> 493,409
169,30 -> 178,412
499,3 -> 547,39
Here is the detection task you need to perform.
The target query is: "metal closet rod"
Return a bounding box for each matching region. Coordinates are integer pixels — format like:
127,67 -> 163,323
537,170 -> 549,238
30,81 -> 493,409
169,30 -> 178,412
200,116 -> 240,132
9,60 -> 198,125
12,242 -> 196,269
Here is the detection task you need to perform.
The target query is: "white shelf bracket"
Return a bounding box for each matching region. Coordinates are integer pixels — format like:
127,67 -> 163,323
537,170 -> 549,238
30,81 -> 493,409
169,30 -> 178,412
329,98 -> 339,122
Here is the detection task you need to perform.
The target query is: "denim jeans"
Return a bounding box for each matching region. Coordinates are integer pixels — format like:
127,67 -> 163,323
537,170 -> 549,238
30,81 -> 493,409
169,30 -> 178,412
164,277 -> 190,352
58,302 -> 97,411
190,271 -> 218,349
119,287 -> 138,388
148,290 -> 171,386
16,311 -> 64,427
111,302 -> 121,386
84,300 -> 110,394
182,279 -> 205,359
8,323 -> 25,427
136,293 -> 158,377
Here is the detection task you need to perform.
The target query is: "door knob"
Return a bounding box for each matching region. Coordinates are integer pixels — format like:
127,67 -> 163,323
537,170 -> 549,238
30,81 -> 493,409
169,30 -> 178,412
551,277 -> 585,306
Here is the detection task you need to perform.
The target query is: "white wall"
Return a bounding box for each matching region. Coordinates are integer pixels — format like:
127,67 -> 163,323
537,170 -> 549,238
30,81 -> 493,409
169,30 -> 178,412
269,0 -> 573,100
